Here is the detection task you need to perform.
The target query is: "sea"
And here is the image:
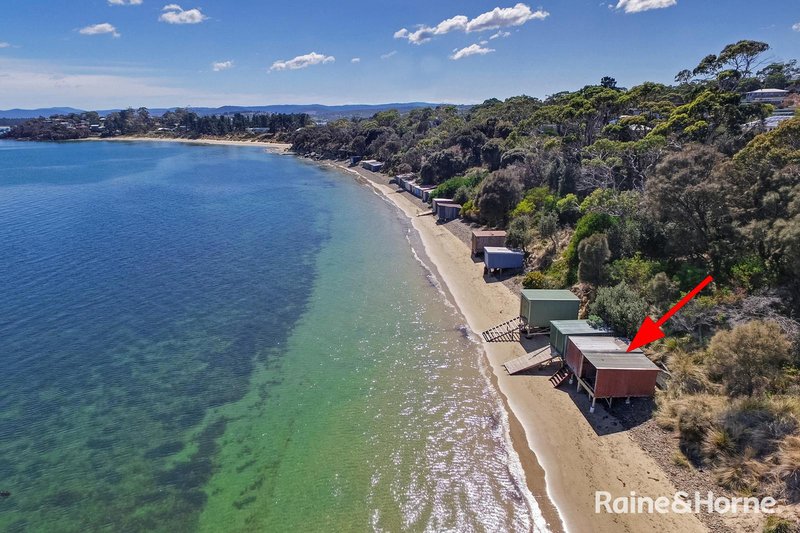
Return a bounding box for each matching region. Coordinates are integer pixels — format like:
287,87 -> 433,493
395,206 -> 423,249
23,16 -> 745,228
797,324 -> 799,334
0,139 -> 548,532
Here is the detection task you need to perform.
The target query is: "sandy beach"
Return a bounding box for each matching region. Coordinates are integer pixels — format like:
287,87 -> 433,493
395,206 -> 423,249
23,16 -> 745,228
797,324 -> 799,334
83,135 -> 293,153
329,160 -> 710,533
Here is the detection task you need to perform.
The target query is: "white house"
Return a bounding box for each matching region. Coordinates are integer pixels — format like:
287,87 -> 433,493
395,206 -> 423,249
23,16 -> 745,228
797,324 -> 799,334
744,88 -> 790,105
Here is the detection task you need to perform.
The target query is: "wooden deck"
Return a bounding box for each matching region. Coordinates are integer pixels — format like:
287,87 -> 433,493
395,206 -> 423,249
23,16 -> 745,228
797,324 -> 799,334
503,346 -> 558,375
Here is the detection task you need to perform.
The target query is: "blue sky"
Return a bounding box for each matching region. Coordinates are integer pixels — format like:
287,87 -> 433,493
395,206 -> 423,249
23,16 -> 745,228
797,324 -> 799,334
0,0 -> 798,109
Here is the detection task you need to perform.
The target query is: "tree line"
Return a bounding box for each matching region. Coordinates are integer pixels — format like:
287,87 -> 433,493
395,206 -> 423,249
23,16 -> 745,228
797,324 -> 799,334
4,108 -> 312,141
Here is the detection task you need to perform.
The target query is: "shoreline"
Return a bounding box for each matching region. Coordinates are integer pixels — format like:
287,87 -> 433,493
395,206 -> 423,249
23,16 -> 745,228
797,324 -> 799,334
323,159 -> 709,533
80,135 -> 293,153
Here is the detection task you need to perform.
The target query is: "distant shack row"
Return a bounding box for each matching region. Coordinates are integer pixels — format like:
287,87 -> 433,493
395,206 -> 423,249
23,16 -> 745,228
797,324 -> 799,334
393,174 -> 526,274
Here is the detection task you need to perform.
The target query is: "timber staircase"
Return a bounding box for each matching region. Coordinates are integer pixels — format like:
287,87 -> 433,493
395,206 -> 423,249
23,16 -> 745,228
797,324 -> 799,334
549,366 -> 572,388
482,316 -> 526,343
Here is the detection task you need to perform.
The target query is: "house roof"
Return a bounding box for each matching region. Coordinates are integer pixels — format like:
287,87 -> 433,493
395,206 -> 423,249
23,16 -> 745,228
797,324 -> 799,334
550,320 -> 612,336
484,246 -> 523,255
582,351 -> 660,371
521,289 -> 580,301
570,335 -> 635,353
472,230 -> 506,238
749,88 -> 789,94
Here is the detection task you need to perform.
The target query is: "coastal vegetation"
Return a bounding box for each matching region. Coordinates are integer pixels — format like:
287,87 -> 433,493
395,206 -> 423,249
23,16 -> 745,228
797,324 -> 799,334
3,108 -> 311,141
289,40 -> 800,521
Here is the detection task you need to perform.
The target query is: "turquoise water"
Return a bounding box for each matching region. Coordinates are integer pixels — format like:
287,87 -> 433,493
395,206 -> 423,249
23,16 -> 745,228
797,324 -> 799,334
0,140 -> 546,532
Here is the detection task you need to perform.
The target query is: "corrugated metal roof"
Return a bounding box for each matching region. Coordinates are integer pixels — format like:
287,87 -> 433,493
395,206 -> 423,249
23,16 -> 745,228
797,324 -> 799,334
472,230 -> 507,237
521,289 -> 580,301
570,336 -> 637,353
583,352 -> 659,371
551,320 -> 611,335
484,247 -> 523,255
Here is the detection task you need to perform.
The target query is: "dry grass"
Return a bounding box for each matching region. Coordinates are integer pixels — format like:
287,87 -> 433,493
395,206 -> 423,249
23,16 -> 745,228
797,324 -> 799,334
773,435 -> 800,502
667,351 -> 713,396
671,450 -> 691,468
763,514 -> 800,533
702,427 -> 737,459
712,448 -> 767,495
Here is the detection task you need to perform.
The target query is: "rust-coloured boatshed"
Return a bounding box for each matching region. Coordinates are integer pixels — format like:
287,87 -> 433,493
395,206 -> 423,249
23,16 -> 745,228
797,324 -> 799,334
471,230 -> 507,256
565,336 -> 660,413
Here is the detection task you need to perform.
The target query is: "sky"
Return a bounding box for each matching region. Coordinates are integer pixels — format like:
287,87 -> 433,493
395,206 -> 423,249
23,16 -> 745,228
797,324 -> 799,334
0,0 -> 798,109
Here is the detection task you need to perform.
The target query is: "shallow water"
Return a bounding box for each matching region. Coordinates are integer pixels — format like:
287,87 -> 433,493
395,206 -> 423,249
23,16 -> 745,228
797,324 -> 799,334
0,140 -> 546,532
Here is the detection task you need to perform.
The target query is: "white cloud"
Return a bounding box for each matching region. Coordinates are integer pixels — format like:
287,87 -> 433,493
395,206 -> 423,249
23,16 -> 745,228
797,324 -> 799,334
395,3 -> 547,45
490,30 -> 511,39
212,60 -> 233,71
0,42 -> 10,48
450,44 -> 495,60
159,4 -> 207,24
465,3 -> 547,32
269,52 -> 334,71
380,50 -> 397,60
108,0 -> 143,5
79,23 -> 120,38
351,57 -> 361,63
793,22 -> 800,31
615,0 -> 677,13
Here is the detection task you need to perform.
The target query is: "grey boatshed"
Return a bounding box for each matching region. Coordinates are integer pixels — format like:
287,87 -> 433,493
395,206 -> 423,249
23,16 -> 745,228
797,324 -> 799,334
436,202 -> 462,222
519,289 -> 580,328
483,247 -> 524,273
361,160 -> 384,172
431,197 -> 454,214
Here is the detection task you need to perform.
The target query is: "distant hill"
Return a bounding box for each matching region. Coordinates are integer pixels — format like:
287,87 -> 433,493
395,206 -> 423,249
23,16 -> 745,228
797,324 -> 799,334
0,103 -> 467,121
0,107 -> 85,119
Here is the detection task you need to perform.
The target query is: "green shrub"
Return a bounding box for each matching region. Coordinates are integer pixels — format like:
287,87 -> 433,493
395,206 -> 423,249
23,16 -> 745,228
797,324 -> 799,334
578,233 -> 611,284
589,281 -> 649,338
647,272 -> 680,312
564,212 -> 618,269
510,186 -> 556,218
608,253 -> 660,288
506,215 -> 533,251
460,199 -> 477,219
452,185 -> 473,205
430,170 -> 486,200
730,255 -> 771,291
586,314 -> 605,328
555,193 -> 580,223
673,263 -> 709,292
544,259 -> 570,288
522,271 -> 554,289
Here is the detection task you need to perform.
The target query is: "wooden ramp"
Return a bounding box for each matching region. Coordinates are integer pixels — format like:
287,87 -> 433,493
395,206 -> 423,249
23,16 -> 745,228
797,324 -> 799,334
503,346 -> 557,375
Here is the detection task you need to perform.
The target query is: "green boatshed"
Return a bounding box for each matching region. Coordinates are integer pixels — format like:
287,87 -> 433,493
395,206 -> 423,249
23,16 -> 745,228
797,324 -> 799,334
519,289 -> 580,328
549,320 -> 613,357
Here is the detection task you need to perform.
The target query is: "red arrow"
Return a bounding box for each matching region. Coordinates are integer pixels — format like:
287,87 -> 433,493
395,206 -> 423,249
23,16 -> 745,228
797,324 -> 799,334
627,275 -> 714,352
